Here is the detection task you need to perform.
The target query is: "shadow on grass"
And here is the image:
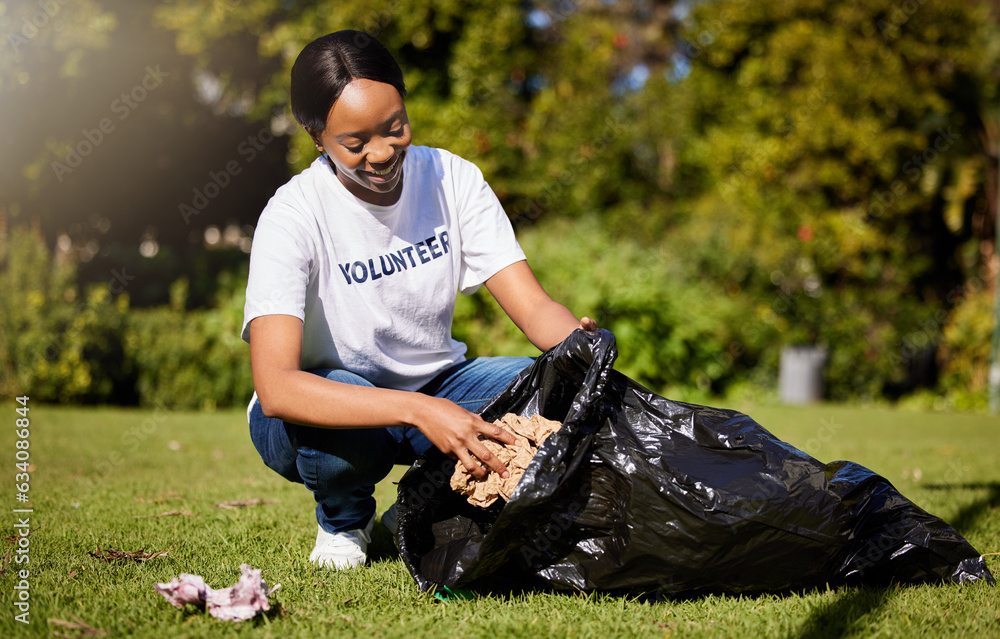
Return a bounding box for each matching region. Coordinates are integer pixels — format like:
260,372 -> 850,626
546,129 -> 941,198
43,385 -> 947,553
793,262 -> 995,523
166,601 -> 284,626
367,521 -> 401,564
784,586 -> 894,639
920,482 -> 1000,537
254,601 -> 285,625
377,547 -> 906,637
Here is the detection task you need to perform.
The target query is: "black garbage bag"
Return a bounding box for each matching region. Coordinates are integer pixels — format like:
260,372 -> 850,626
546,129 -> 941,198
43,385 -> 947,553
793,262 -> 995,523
396,329 -> 994,596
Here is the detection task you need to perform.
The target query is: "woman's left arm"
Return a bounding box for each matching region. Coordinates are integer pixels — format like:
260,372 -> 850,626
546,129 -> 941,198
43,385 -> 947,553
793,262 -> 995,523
485,260 -> 597,352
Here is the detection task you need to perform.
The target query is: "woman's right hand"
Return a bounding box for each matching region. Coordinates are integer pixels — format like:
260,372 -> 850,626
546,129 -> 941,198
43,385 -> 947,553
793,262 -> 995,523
411,395 -> 520,480
251,315 -> 518,478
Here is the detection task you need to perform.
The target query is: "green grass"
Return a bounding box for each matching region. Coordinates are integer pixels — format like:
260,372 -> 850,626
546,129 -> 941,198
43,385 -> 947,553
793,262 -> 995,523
0,402 -> 997,638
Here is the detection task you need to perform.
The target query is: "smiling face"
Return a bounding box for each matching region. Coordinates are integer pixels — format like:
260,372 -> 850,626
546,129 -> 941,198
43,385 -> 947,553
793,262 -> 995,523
318,79 -> 412,206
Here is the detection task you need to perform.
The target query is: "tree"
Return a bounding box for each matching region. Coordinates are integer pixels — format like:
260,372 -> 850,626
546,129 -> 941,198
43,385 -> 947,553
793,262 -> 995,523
666,0 -> 999,399
1,0 -> 290,306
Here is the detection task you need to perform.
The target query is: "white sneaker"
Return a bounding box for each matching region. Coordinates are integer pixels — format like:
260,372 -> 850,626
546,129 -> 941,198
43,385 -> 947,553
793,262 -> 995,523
308,516 -> 373,570
380,502 -> 399,537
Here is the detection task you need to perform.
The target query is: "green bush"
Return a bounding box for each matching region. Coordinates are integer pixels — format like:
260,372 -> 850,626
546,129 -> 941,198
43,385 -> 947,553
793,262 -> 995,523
124,273 -> 253,410
0,225 -> 252,409
0,226 -> 131,403
938,287 -> 993,411
2,219 -> 995,411
455,215 -> 774,399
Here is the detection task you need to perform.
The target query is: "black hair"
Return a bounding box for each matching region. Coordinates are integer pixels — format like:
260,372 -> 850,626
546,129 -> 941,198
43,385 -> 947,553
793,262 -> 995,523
290,30 -> 406,145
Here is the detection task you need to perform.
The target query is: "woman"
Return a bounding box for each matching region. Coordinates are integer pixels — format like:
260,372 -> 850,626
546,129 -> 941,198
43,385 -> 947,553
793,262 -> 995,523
242,30 -> 595,571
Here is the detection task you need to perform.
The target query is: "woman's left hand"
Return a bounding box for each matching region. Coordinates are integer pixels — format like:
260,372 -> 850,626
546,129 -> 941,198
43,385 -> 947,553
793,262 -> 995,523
486,261 -> 599,351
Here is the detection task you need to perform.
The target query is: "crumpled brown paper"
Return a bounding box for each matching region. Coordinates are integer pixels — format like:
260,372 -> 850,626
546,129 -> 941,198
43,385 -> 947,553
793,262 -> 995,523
450,413 -> 562,507
154,563 -> 280,622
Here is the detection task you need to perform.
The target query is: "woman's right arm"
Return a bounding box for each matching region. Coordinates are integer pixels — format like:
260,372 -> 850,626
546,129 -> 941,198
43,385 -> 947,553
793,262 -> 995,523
249,314 -> 516,478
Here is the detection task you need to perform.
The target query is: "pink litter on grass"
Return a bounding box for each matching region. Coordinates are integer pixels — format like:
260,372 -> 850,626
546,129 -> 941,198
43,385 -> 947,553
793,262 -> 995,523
154,564 -> 280,622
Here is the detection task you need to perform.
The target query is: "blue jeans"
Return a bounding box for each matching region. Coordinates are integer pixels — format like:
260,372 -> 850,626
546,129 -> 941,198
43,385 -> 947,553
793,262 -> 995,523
248,357 -> 533,533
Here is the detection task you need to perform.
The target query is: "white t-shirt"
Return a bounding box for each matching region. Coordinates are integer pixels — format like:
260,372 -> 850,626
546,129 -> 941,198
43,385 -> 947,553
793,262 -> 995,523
241,145 -> 526,395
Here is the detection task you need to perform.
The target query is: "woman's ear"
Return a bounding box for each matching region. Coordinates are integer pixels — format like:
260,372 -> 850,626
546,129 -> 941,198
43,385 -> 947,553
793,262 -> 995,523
303,126 -> 323,151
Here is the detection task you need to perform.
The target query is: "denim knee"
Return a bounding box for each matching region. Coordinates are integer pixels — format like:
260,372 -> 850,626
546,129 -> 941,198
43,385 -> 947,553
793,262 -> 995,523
247,367 -> 375,484
248,399 -> 302,484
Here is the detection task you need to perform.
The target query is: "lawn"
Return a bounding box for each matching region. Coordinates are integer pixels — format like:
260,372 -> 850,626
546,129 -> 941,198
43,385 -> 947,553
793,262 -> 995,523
1,401 -> 997,638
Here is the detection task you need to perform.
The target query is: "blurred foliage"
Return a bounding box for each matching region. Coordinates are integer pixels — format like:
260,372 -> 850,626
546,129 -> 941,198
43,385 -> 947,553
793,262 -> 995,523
2,0 -> 999,409
671,0 -> 1000,400
124,267 -> 252,410
939,287 -> 993,411
0,225 -> 250,409
1,0 -> 290,276
0,0 -> 118,88
482,215 -> 781,396
0,225 -> 132,403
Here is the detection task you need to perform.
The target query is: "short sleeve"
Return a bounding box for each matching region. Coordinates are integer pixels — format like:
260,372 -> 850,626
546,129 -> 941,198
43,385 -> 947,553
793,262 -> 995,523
241,209 -> 313,342
453,159 -> 526,294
